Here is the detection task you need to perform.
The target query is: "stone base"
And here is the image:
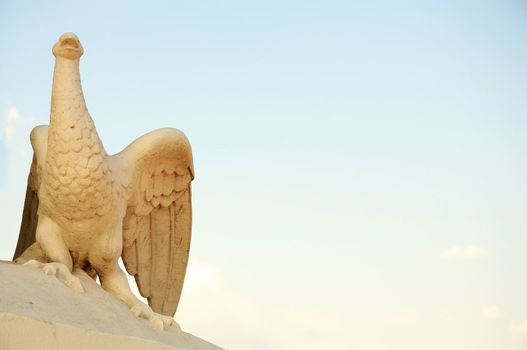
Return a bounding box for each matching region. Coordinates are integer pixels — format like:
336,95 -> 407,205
0,261 -> 223,350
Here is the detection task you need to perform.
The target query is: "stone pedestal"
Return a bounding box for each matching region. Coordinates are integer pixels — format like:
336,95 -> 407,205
0,262 -> 223,350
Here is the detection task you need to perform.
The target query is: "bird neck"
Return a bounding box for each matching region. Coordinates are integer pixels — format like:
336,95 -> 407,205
50,57 -> 88,125
48,56 -> 106,156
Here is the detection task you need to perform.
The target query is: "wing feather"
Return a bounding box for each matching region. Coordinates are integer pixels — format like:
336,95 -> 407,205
135,214 -> 152,298
164,188 -> 192,315
13,125 -> 48,261
149,205 -> 171,312
122,210 -> 138,275
115,128 -> 194,317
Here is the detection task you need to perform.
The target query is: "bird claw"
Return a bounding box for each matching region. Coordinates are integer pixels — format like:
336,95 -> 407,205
130,303 -> 180,331
24,259 -> 84,293
149,317 -> 164,331
65,276 -> 84,293
42,264 -> 57,275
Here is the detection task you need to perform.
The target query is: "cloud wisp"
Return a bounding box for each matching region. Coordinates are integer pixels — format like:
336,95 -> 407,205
440,245 -> 488,262
481,306 -> 503,320
511,321 -> 527,335
1,106 -> 21,143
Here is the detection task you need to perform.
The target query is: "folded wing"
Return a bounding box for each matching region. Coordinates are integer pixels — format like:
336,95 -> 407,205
113,128 -> 194,317
13,125 -> 48,261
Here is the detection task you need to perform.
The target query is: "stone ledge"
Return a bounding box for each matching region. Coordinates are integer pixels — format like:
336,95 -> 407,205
0,261 -> 222,350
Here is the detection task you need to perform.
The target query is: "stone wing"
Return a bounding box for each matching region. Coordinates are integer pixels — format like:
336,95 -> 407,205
13,126 -> 48,261
113,128 -> 194,317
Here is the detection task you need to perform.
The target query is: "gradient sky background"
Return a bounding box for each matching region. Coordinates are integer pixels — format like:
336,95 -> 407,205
1,1 -> 527,349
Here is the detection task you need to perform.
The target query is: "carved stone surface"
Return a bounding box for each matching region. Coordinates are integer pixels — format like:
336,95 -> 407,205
0,261 -> 223,350
12,33 -> 195,331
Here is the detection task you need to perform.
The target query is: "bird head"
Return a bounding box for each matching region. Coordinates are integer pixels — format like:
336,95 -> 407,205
52,33 -> 84,60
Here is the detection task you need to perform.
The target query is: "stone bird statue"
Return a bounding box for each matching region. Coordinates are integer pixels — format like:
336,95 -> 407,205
12,32 -> 194,331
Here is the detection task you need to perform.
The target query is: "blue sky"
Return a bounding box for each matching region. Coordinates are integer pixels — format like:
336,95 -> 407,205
1,1 -> 527,349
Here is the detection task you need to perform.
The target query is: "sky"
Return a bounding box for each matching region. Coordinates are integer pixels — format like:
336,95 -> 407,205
1,0 -> 527,349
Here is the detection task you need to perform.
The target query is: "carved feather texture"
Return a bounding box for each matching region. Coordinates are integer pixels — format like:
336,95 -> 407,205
117,128 -> 194,317
14,126 -> 194,318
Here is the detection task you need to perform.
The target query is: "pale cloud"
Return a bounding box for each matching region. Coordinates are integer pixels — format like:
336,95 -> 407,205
4,127 -> 14,140
2,106 -> 22,142
481,306 -> 503,320
440,245 -> 488,261
5,106 -> 21,123
511,321 -> 527,335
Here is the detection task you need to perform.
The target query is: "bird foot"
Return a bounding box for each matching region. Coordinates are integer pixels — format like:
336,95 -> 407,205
130,303 -> 180,331
24,259 -> 84,293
